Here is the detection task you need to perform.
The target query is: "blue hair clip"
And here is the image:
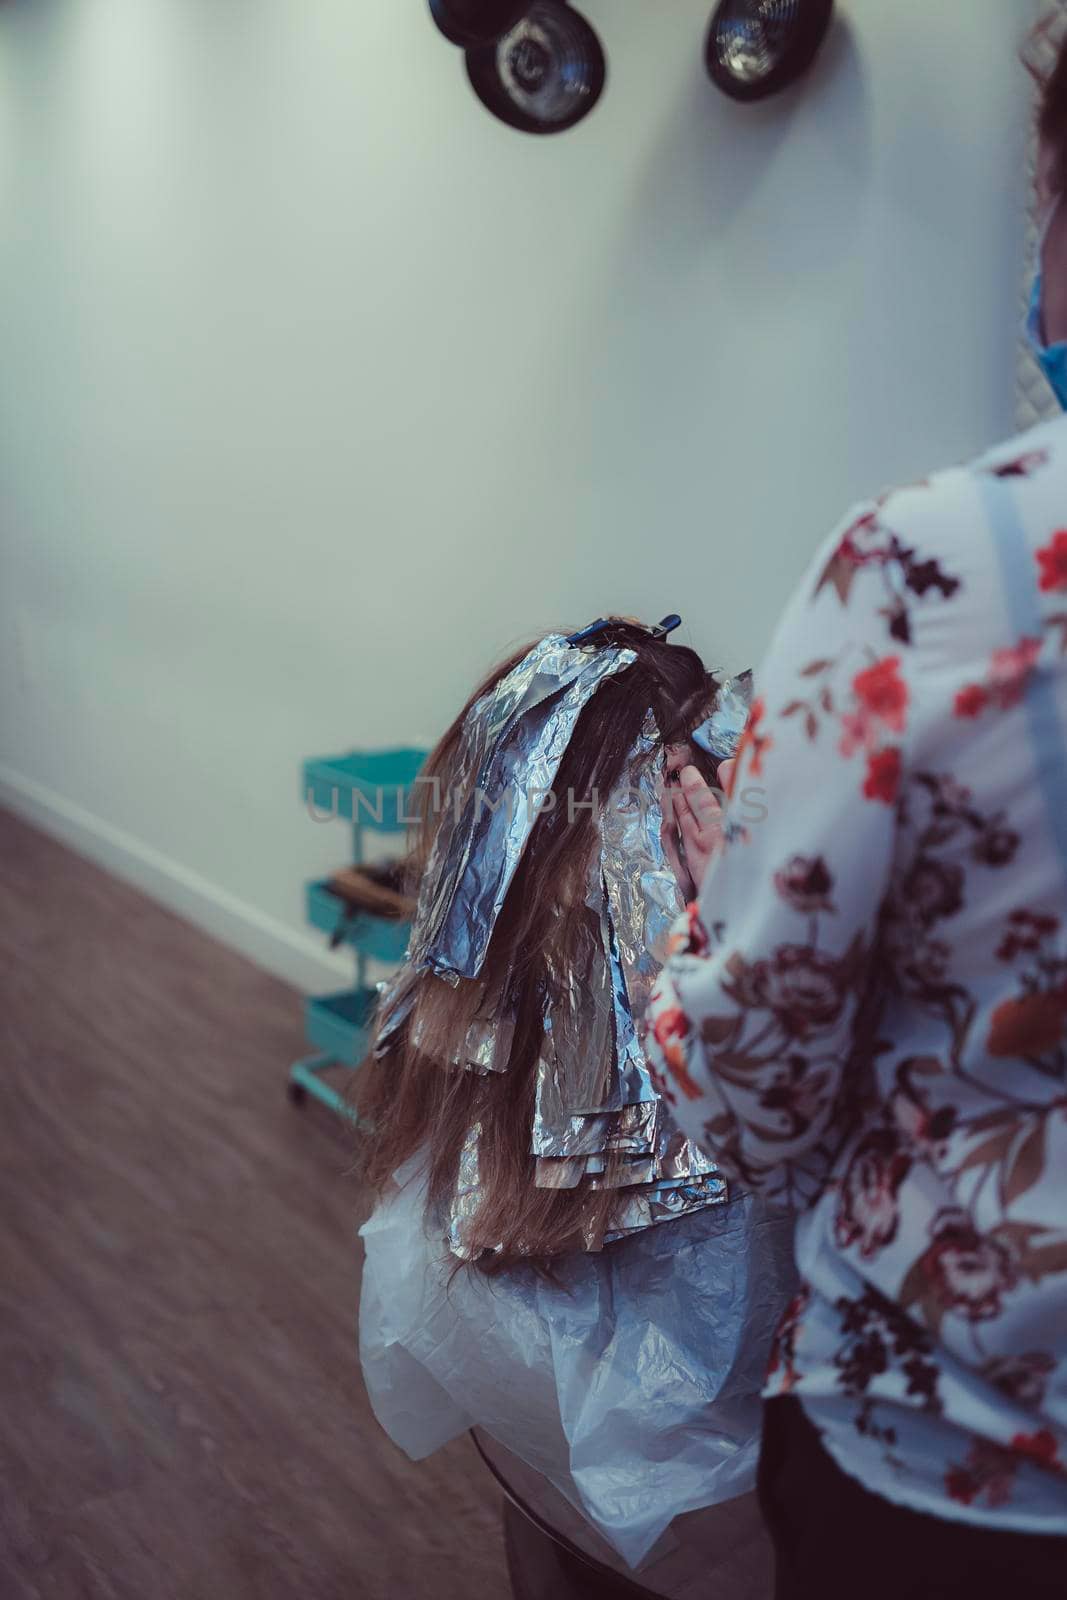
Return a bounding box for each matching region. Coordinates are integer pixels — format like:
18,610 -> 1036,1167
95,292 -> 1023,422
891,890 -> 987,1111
566,618 -> 611,646
650,614 -> 681,640
567,615 -> 682,647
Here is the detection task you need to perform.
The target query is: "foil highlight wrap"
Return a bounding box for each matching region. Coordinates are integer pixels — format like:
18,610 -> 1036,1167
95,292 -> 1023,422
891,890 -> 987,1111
692,669 -> 754,761
374,635 -> 749,1257
408,634 -> 637,982
374,970 -> 510,1074
523,722 -> 723,1235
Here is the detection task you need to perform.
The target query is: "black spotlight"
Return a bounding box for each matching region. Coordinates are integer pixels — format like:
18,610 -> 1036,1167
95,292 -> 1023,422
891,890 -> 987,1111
429,0 -> 530,48
705,0 -> 833,102
465,2 -> 606,135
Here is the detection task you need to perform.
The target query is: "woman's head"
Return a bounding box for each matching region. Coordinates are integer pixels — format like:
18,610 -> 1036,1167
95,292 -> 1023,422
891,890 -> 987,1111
358,619 -> 723,1269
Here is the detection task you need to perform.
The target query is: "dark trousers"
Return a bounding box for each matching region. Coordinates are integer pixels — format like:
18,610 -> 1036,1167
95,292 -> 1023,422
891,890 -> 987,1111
757,1396 -> 1067,1600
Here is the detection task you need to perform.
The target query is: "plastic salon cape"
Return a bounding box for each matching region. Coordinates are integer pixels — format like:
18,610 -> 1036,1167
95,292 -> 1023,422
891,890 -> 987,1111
358,1160 -> 797,1570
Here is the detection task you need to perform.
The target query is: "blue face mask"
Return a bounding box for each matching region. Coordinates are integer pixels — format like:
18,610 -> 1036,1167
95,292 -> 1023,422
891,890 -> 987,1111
1027,201 -> 1067,412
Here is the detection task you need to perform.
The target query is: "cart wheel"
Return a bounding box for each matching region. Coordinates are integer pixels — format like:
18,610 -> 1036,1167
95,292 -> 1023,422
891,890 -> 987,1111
287,1080 -> 308,1106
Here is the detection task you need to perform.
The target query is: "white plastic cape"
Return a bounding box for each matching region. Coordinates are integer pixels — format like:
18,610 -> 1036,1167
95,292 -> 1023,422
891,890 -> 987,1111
358,1161 -> 797,1569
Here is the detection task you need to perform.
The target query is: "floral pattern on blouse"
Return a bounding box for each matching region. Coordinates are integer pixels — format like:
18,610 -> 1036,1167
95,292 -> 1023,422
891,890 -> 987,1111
647,417 -> 1067,1531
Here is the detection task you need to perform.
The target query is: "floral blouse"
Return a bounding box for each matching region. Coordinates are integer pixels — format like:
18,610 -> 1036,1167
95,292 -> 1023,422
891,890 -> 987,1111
648,415 -> 1067,1531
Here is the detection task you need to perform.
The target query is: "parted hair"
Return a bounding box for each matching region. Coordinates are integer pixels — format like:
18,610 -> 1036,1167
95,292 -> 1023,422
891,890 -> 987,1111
356,621 -> 718,1271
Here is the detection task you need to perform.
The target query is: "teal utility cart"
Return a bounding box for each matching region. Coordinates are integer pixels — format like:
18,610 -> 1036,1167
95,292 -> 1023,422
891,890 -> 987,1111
289,745 -> 426,1121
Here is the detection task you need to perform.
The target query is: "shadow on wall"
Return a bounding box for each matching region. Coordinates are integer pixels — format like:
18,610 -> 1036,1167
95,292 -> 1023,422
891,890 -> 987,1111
610,15 -> 871,307
536,13 -> 873,666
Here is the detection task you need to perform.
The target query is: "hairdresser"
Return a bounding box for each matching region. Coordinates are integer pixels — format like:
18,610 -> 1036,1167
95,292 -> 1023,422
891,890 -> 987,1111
649,40 -> 1067,1600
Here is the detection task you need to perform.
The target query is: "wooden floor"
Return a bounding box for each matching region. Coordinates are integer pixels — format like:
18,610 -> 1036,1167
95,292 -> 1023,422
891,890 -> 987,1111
0,809 -> 509,1600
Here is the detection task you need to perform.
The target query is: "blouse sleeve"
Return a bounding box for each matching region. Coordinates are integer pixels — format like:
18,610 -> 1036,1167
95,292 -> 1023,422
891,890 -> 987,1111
647,492 -> 927,1208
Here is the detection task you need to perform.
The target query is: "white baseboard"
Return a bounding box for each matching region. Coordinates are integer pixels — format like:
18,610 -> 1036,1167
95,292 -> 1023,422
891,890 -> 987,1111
0,761 -> 354,994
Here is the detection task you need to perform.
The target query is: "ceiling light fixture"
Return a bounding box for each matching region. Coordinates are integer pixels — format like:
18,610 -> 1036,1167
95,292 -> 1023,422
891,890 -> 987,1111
464,1 -> 606,135
705,0 -> 833,102
429,0 -> 530,49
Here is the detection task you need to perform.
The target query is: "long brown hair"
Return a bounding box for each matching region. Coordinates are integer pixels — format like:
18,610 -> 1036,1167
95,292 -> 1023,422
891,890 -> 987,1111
357,621 -> 718,1271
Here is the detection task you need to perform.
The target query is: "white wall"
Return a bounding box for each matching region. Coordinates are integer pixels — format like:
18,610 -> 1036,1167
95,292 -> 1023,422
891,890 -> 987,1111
0,0 -> 1035,989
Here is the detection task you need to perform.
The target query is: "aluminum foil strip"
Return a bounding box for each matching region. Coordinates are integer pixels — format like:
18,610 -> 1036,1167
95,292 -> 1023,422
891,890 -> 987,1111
599,735 -> 728,1190
544,1096 -> 722,1188
408,635 -> 637,983
373,969 -> 513,1074
531,1111 -> 614,1162
529,732 -> 737,1176
445,1013 -> 513,1075
603,900 -> 657,1111
647,1101 -> 721,1180
692,670 -> 754,761
563,883 -> 659,1120
530,821 -> 661,1159
534,1155 -> 592,1191
601,1099 -> 658,1154
599,718 -> 683,1033
531,1096 -> 659,1166
372,968 -> 417,1057
590,1117 -> 719,1189
536,884 -> 617,1130
448,1122 -> 487,1258
602,1173 -> 730,1245
462,1149 -> 728,1248
589,1159 -> 659,1190
531,1106 -> 719,1194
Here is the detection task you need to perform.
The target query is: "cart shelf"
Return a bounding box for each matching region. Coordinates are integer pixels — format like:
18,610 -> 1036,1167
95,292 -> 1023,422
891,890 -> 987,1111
305,879 -> 411,964
289,743 -> 427,1123
302,746 -> 426,835
304,987 -> 380,1065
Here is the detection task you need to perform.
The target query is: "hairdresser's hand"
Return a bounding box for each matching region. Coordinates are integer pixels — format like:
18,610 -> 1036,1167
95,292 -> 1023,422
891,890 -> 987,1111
661,765 -> 728,900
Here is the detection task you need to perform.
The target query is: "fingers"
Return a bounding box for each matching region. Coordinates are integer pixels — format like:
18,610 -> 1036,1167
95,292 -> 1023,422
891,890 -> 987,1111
674,767 -> 724,896
660,781 -> 676,859
675,768 -> 726,857
677,765 -> 723,830
718,756 -> 737,796
660,780 -> 696,902
661,762 -> 730,902
659,784 -> 694,902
